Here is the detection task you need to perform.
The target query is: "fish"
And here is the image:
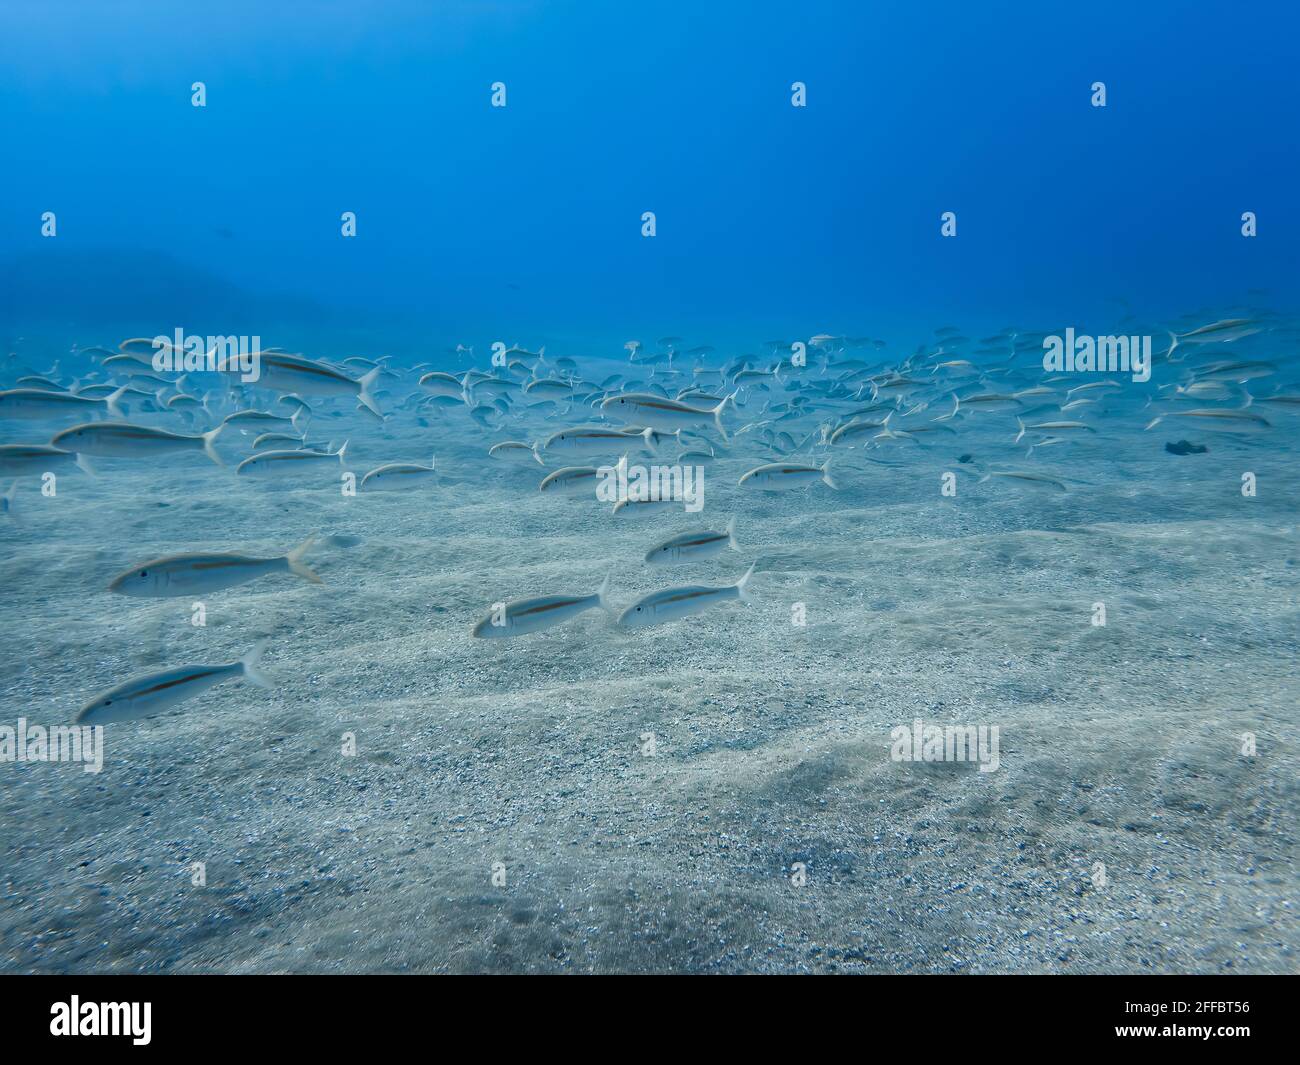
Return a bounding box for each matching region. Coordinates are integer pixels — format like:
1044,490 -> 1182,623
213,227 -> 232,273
471,574 -> 612,638
252,432 -> 307,451
223,409 -> 305,434
235,440 -> 349,479
51,421 -> 225,465
1190,360 -> 1276,383
1253,393 -> 1300,410
543,425 -> 665,457
600,392 -> 734,441
978,470 -> 1068,492
538,466 -> 601,496
109,535 -> 321,596
956,393 -> 1022,414
738,459 -> 836,491
617,561 -> 756,628
645,518 -> 738,564
1165,318 -> 1262,361
1144,409 -> 1271,434
0,385 -> 127,421
77,642 -> 272,724
0,443 -> 94,477
243,352 -> 385,419
489,440 -> 544,465
418,371 -> 464,398
611,497 -> 681,519
828,418 -> 891,446
1014,419 -> 1096,443
360,455 -> 437,491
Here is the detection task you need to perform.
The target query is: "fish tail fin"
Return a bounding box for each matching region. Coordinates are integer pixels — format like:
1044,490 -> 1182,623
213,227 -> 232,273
291,406 -> 310,434
821,458 -> 837,490
1240,386 -> 1254,410
1165,330 -> 1179,362
75,452 -> 97,477
240,640 -> 273,689
532,442 -> 545,465
202,423 -> 225,466
736,559 -> 758,603
286,533 -> 323,584
336,439 -> 350,466
1143,416 -> 1163,431
726,515 -> 739,550
714,393 -> 734,442
357,367 -> 385,420
1014,417 -> 1026,444
596,570 -> 614,613
105,383 -> 128,419
643,427 -> 659,453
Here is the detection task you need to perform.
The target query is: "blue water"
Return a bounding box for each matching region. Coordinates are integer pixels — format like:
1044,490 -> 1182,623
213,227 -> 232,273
2,0 -> 1297,353
1,1 -> 1297,976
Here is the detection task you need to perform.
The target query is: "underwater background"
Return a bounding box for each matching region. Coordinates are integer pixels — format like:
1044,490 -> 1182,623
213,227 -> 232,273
1,1 -> 1296,973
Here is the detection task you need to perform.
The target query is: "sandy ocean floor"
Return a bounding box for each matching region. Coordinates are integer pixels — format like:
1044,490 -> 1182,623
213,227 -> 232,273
1,370 -> 1297,973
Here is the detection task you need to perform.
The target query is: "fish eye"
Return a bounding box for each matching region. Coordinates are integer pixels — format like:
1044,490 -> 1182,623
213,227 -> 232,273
140,570 -> 147,577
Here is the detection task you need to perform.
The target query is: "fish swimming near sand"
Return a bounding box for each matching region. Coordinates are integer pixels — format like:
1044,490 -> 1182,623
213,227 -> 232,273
489,440 -> 544,465
236,440 -> 349,479
738,459 -> 836,491
471,574 -> 612,638
108,536 -> 320,596
241,352 -> 385,420
1164,318 -> 1263,362
0,443 -> 95,477
77,642 -> 272,725
645,518 -> 738,564
1144,409 -> 1271,434
600,392 -> 735,441
51,421 -> 226,465
223,408 -> 307,434
360,455 -> 437,491
538,465 -> 601,496
0,385 -> 127,421
1014,419 -> 1096,444
617,561 -> 757,628
978,470 -> 1068,492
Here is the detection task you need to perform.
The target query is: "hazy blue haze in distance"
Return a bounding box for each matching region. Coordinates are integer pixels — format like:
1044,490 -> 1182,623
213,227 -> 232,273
1,0 -> 1296,359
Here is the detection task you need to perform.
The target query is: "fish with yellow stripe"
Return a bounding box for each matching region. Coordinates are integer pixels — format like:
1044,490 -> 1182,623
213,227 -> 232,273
471,574 -> 611,638
108,535 -> 321,596
77,642 -> 272,724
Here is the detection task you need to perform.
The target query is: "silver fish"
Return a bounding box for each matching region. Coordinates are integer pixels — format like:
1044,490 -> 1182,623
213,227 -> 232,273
538,466 -> 601,496
617,562 -> 756,628
0,443 -> 93,477
51,421 -> 225,465
738,460 -> 836,491
471,575 -> 611,638
244,352 -> 384,419
77,643 -> 272,724
361,455 -> 437,491
0,385 -> 127,421
600,392 -> 734,440
236,440 -> 349,479
645,518 -> 738,564
109,535 -> 320,596
489,440 -> 544,465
